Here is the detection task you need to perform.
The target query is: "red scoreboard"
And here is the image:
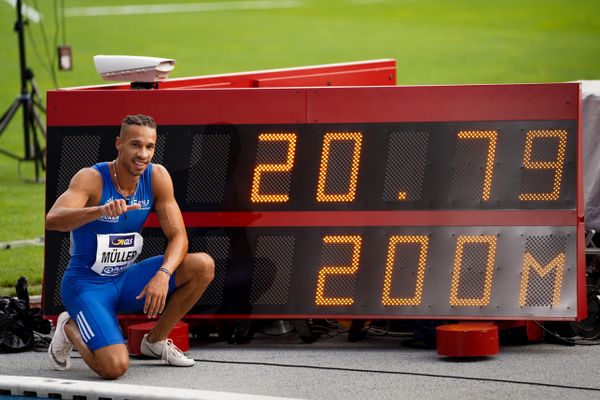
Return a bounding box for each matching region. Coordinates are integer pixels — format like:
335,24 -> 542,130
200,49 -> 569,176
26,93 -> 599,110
43,62 -> 584,321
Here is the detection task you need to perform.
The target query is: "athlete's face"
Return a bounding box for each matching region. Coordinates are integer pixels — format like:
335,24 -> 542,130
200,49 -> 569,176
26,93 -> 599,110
115,124 -> 157,177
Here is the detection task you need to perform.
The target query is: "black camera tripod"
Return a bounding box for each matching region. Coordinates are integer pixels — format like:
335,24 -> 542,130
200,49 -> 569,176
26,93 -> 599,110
0,0 -> 46,183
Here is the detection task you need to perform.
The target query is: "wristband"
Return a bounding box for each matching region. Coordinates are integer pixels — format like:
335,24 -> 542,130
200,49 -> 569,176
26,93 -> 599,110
158,267 -> 172,277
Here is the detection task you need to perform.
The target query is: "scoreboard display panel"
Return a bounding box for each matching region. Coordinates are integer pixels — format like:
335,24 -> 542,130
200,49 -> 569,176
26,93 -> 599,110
43,83 -> 584,320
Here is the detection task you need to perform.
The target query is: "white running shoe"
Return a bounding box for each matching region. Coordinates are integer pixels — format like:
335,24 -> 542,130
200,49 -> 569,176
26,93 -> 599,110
48,311 -> 73,370
140,334 -> 195,367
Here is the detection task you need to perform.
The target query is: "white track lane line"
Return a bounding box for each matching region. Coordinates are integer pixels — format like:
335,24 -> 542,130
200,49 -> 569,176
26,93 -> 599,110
0,375 -> 305,400
65,0 -> 301,17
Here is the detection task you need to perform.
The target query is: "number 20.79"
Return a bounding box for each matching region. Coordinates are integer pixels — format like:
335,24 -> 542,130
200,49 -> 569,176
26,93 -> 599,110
250,129 -> 568,203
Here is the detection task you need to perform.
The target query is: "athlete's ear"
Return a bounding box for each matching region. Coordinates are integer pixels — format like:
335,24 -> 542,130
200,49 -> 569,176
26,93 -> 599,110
115,135 -> 121,152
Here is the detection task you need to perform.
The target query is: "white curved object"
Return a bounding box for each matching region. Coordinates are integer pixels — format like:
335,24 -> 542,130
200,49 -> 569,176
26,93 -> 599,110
93,55 -> 176,82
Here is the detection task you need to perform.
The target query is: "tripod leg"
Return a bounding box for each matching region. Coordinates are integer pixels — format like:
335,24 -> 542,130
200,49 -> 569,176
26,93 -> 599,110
26,101 -> 45,182
0,98 -> 21,135
31,76 -> 47,144
3,0 -> 47,182
30,77 -> 45,108
0,98 -> 25,161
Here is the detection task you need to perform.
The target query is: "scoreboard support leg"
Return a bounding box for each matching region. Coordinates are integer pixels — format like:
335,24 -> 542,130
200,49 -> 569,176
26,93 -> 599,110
348,320 -> 368,342
293,320 -> 321,344
221,320 -> 255,344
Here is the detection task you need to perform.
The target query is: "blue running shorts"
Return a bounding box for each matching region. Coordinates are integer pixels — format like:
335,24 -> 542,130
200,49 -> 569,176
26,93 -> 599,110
60,255 -> 177,352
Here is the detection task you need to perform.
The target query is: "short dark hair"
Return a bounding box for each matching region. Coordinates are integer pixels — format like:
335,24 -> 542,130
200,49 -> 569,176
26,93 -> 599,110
120,114 -> 156,135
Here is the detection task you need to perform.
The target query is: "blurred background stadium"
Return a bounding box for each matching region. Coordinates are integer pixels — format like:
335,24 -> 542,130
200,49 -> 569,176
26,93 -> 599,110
1,0 -> 599,296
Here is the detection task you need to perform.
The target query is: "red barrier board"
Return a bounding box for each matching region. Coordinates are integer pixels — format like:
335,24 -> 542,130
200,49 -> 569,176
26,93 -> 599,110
43,62 -> 583,321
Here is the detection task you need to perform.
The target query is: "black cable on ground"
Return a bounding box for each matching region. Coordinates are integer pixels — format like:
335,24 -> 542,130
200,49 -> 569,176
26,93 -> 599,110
195,358 -> 600,393
533,321 -> 600,346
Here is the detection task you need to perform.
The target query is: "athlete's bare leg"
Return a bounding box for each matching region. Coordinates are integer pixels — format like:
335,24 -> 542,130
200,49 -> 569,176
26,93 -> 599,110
146,252 -> 214,342
62,252 -> 213,378
63,321 -> 129,379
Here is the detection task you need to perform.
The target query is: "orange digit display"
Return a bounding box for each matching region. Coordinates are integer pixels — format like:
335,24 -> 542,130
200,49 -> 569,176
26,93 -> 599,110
519,129 -> 567,201
46,82 -> 581,320
251,133 -> 297,203
450,235 -> 497,307
315,235 -> 362,306
519,252 -> 566,306
316,132 -> 363,202
382,235 -> 429,306
457,130 -> 497,201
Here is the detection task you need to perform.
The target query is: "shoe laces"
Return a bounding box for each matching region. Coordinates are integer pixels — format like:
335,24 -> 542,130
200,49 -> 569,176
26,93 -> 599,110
53,326 -> 72,356
161,338 -> 186,362
55,340 -> 72,355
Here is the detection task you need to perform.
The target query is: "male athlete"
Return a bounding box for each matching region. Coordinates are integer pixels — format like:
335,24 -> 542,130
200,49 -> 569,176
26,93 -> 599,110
46,114 -> 214,379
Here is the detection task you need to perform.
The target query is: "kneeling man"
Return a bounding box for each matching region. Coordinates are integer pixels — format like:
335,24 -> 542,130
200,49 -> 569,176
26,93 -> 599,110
46,114 -> 214,379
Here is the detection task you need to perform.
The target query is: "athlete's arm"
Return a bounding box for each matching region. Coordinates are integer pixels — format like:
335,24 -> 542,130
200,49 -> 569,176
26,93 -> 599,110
46,167 -> 140,232
152,164 -> 189,273
136,164 -> 188,317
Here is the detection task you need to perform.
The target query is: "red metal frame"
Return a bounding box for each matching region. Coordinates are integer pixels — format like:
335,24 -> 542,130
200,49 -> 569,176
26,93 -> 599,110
144,210 -> 577,228
116,314 -> 578,322
45,61 -> 583,321
64,59 -> 396,91
47,83 -> 578,126
577,84 -> 587,320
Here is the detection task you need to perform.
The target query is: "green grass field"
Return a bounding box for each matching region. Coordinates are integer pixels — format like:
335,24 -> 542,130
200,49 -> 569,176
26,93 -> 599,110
1,0 -> 599,296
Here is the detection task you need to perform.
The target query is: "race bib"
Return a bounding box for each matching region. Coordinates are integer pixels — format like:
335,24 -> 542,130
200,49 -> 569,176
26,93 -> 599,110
91,233 -> 144,276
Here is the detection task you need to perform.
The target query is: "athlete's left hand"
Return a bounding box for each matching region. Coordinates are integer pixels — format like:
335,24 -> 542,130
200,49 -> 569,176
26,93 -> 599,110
136,272 -> 170,318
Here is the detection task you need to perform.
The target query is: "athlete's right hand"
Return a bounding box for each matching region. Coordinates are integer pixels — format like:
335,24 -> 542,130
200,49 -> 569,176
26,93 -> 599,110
99,199 -> 141,217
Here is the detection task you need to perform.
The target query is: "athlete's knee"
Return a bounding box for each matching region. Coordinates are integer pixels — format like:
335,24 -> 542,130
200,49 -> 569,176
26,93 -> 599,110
196,252 -> 215,283
96,352 -> 129,380
98,361 -> 128,380
187,252 -> 215,284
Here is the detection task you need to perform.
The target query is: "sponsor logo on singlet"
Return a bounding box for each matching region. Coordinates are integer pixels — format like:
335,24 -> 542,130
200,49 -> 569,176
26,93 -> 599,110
97,197 -> 119,223
97,198 -> 151,223
131,199 -> 151,210
109,234 -> 135,247
92,232 -> 143,276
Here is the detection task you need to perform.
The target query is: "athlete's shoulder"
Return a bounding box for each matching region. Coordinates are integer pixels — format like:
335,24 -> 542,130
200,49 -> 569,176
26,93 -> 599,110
150,163 -> 172,182
54,167 -> 103,209
150,163 -> 174,198
72,166 -> 102,184
150,162 -> 167,173
67,166 -> 102,194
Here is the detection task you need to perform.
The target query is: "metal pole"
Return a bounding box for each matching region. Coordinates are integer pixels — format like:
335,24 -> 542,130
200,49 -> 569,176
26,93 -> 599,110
15,0 -> 32,160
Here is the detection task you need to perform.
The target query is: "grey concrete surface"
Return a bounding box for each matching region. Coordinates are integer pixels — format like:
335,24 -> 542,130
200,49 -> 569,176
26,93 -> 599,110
2,327 -> 600,400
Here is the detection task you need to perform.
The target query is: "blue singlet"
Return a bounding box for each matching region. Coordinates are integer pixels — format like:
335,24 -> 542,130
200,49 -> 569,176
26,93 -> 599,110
60,162 -> 176,351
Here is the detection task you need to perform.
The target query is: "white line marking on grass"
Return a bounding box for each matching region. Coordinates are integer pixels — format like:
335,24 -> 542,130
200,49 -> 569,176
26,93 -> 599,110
65,0 -> 301,17
4,0 -> 41,23
349,0 -> 433,4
